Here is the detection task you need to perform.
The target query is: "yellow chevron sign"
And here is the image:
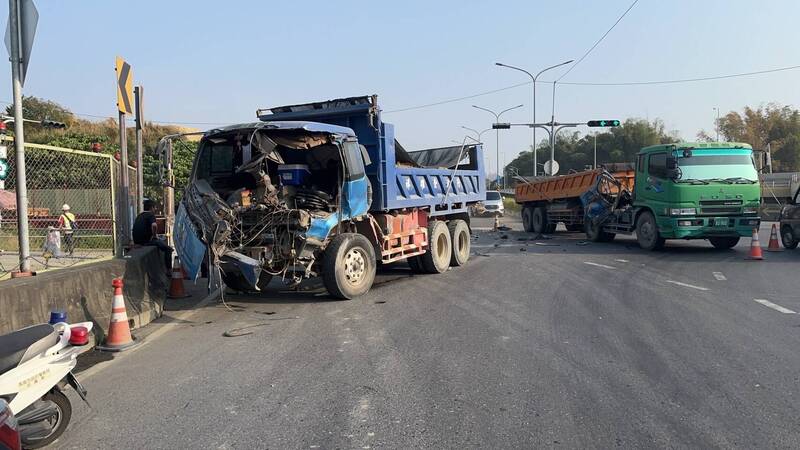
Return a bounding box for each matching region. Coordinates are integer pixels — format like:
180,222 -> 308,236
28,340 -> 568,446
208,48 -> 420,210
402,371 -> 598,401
115,56 -> 133,114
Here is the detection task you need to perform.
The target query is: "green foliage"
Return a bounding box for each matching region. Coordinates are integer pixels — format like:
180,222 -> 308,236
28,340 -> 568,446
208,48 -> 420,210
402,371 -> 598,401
717,103 -> 800,172
5,96 -> 75,125
505,119 -> 679,176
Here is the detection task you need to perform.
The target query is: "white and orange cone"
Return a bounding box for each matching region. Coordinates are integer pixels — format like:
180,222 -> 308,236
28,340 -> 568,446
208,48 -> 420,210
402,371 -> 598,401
168,258 -> 190,299
766,223 -> 783,252
97,278 -> 138,351
746,228 -> 764,260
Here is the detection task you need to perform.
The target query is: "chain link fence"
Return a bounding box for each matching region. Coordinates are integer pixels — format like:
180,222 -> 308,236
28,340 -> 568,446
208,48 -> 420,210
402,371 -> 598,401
0,138 -> 138,277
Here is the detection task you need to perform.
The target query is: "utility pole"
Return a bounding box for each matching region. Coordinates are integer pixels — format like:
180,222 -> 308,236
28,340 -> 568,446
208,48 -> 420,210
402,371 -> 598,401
713,107 -> 720,142
8,0 -> 30,273
473,104 -> 523,188
593,133 -> 597,169
164,139 -> 175,247
134,85 -> 144,213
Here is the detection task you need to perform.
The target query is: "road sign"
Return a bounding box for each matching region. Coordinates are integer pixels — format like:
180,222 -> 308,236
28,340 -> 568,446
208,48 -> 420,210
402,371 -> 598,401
4,0 -> 38,85
543,159 -> 559,176
587,119 -> 620,127
0,158 -> 9,180
115,56 -> 133,114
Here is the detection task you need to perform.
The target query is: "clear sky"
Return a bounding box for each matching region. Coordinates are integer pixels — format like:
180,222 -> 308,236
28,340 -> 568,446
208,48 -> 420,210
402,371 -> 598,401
2,0 -> 799,175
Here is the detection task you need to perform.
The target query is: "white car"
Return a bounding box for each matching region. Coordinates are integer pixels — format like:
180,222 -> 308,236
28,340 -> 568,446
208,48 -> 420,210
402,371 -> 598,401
481,191 -> 505,217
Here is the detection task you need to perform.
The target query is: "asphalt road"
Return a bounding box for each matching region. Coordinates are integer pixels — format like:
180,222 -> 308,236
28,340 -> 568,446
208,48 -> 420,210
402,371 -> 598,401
56,217 -> 799,449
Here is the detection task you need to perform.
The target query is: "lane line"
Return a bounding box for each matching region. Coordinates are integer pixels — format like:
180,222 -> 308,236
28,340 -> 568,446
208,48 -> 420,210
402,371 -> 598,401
614,259 -> 629,263
665,280 -> 710,291
583,261 -> 616,270
712,272 -> 727,281
753,299 -> 797,314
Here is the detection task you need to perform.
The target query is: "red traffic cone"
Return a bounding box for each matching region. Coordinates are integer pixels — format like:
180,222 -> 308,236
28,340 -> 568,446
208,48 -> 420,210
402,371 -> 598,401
168,258 -> 190,299
766,223 -> 783,252
97,278 -> 138,351
746,228 -> 764,260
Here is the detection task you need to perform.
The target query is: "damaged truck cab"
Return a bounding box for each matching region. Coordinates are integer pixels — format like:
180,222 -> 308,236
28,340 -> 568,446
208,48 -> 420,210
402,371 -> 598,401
177,96 -> 485,299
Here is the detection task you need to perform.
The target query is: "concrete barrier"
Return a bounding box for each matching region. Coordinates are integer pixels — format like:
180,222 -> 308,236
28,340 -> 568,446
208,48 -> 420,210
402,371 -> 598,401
0,247 -> 168,340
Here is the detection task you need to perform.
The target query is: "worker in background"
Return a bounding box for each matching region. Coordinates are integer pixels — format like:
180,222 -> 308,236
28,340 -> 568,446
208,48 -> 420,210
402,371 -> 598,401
57,204 -> 77,256
132,199 -> 173,272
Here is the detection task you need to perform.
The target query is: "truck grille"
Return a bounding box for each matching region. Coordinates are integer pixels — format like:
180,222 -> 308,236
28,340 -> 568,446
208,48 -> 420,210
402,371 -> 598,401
699,200 -> 742,206
699,206 -> 740,215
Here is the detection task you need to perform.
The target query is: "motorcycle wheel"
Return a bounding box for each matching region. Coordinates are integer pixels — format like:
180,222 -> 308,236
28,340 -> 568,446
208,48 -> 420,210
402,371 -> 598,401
21,390 -> 72,449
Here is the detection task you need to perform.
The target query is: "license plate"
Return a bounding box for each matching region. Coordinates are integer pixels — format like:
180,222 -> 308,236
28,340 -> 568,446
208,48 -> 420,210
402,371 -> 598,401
713,217 -> 730,227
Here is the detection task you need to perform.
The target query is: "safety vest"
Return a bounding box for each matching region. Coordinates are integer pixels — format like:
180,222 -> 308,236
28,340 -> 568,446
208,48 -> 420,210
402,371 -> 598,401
60,212 -> 76,231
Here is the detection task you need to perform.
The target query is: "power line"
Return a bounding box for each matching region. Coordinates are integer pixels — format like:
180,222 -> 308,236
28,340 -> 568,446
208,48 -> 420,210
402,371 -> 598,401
557,0 -> 640,82
383,64 -> 800,114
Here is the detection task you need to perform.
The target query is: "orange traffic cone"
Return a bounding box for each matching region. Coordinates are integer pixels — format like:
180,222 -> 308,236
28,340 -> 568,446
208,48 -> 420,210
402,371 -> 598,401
746,228 -> 764,260
97,278 -> 138,351
766,223 -> 783,252
168,258 -> 190,299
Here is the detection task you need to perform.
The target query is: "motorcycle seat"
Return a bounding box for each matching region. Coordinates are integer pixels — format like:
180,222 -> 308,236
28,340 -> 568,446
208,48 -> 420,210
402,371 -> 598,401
0,324 -> 58,374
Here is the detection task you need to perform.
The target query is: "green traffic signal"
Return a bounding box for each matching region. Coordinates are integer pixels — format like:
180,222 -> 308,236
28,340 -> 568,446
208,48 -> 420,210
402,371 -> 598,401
587,120 -> 620,127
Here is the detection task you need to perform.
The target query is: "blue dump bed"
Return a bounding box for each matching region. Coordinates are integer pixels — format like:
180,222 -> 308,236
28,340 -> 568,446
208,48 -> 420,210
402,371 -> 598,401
257,95 -> 486,216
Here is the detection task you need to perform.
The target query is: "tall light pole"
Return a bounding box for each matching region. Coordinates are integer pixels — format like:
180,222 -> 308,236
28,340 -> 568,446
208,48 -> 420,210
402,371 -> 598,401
473,104 -> 523,188
495,60 -> 573,177
713,107 -> 720,142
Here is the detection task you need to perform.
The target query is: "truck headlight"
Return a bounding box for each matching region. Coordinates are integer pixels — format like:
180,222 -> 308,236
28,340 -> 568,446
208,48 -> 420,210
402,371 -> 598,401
743,206 -> 759,214
669,208 -> 696,216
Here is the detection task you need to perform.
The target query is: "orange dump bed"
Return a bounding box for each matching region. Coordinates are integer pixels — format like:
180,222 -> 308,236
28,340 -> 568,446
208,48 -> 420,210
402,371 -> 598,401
514,169 -> 635,203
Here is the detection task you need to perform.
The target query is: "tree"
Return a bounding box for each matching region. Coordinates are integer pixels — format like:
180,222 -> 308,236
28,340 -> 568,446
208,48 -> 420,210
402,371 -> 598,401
717,103 -> 800,171
5,96 -> 75,125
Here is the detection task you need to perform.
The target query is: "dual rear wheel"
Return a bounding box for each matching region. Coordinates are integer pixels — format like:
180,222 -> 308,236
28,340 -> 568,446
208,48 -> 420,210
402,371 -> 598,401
409,219 -> 471,274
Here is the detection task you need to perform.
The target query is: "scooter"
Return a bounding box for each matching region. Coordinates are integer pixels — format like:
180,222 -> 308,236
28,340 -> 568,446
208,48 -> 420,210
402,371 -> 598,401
0,321 -> 92,449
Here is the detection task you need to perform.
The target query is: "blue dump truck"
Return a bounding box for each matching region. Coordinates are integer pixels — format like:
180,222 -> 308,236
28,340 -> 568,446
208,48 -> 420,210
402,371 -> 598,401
176,95 -> 485,299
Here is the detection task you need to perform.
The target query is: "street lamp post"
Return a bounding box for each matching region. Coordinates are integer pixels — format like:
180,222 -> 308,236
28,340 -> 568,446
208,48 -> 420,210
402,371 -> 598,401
713,107 -> 720,142
472,104 -> 523,188
495,60 -> 573,177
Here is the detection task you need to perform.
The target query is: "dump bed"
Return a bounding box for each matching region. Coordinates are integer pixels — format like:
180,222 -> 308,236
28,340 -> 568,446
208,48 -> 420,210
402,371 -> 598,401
257,96 -> 486,216
515,169 -> 634,203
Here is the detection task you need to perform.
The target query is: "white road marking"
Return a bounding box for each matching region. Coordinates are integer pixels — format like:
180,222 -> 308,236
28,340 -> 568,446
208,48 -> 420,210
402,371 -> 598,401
583,261 -> 616,269
665,280 -> 710,291
712,272 -> 727,281
753,299 -> 797,314
614,259 -> 629,263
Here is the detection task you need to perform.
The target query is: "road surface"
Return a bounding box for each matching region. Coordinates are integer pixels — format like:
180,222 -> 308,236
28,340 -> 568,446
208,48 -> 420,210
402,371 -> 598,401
57,218 -> 800,449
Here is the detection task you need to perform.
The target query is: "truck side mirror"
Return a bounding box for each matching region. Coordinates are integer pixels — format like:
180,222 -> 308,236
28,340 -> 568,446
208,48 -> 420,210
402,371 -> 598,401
666,155 -> 678,170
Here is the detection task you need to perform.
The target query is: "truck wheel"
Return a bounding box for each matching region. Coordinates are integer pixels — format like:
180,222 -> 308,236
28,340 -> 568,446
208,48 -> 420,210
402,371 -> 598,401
781,225 -> 798,249
709,237 -> 740,249
448,219 -> 470,266
532,207 -> 548,234
420,220 -> 452,274
522,207 -> 535,232
322,233 -> 376,300
636,211 -> 665,250
585,219 -> 615,242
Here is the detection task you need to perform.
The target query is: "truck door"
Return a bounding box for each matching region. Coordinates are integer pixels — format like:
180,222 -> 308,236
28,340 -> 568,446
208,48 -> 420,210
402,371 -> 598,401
341,140 -> 369,218
637,152 -> 670,217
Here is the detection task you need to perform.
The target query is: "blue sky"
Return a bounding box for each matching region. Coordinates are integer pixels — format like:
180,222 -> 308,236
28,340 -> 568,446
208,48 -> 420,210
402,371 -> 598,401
2,0 -> 799,175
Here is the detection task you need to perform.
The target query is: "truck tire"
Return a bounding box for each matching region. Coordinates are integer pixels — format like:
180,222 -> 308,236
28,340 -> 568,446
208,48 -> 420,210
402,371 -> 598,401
586,218 -> 615,242
420,220 -> 452,274
781,225 -> 798,249
322,233 -> 376,300
522,206 -> 535,232
636,211 -> 665,250
709,236 -> 740,249
532,207 -> 548,234
448,219 -> 470,266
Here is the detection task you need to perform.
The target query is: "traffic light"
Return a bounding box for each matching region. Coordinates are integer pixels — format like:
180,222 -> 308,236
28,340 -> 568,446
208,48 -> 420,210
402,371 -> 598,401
587,120 -> 620,127
41,119 -> 66,129
492,122 -> 511,129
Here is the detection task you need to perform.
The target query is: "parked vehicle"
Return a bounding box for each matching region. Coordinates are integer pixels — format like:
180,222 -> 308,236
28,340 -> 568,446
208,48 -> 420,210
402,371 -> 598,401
473,191 -> 504,217
0,399 -> 21,450
516,142 -> 762,250
0,322 -> 92,449
779,185 -> 800,249
176,95 -> 486,299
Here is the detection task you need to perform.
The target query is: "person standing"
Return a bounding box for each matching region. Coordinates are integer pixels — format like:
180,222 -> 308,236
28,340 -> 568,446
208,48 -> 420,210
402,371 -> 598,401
132,199 -> 173,272
57,204 -> 77,256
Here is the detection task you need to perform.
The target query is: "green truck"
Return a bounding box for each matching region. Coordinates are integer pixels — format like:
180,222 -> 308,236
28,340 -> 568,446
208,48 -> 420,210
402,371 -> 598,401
584,142 -> 762,250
